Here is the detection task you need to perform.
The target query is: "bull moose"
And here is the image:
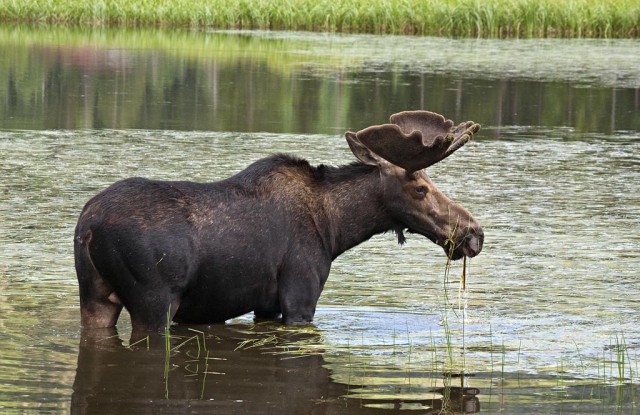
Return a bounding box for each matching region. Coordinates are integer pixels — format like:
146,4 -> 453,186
74,110 -> 484,332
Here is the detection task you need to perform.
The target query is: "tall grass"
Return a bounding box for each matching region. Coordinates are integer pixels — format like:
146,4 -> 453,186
0,0 -> 637,37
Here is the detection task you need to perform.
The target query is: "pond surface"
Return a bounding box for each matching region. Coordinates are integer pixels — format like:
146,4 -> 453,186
1,26 -> 639,414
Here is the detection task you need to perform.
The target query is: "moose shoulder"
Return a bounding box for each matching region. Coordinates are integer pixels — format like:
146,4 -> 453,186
75,111 -> 484,331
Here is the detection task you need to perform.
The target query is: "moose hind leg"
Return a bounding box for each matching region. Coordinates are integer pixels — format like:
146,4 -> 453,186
78,272 -> 123,329
76,232 -> 123,328
80,295 -> 123,329
77,265 -> 123,328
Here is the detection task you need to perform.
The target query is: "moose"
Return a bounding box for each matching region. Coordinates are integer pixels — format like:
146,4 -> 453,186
74,110 -> 484,332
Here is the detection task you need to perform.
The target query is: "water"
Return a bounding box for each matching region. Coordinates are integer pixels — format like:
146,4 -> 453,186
1,26 -> 639,414
2,26 -> 639,134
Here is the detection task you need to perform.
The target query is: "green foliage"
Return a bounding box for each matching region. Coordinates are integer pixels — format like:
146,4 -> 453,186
0,0 -> 638,37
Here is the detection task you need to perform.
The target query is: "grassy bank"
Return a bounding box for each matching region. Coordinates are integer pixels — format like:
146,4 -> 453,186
0,0 -> 638,37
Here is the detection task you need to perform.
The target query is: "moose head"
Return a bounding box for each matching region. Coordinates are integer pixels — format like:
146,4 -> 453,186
345,110 -> 483,260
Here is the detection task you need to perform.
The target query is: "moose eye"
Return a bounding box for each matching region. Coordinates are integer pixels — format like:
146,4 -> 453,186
415,186 -> 426,196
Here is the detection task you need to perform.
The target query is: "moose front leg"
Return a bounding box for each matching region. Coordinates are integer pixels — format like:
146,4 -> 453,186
277,258 -> 330,325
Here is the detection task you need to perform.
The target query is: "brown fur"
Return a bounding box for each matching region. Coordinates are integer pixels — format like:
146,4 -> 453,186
74,112 -> 483,331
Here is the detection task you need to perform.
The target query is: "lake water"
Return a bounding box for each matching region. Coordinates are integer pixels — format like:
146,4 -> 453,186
1,26 -> 639,414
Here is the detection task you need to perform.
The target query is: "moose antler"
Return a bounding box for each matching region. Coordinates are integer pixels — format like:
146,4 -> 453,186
352,111 -> 480,172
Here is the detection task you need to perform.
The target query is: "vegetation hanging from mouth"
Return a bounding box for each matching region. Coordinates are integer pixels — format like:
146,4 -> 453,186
394,227 -> 407,245
437,210 -> 471,380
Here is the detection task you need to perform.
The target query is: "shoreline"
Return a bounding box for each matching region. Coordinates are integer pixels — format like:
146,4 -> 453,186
0,0 -> 638,38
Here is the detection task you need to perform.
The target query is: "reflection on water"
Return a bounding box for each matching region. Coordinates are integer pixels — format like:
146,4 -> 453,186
71,324 -> 484,415
1,26 -> 639,134
1,25 -> 640,415
71,324 -> 347,414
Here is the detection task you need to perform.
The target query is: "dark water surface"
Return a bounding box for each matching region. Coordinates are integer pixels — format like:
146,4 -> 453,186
2,26 -> 639,134
1,26 -> 639,414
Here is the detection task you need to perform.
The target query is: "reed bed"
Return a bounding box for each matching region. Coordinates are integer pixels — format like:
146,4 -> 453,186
0,0 -> 638,37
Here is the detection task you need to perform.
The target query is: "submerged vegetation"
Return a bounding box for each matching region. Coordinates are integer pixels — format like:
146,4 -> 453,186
0,0 -> 638,37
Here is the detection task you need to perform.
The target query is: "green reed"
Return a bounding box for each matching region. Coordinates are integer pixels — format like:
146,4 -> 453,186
164,305 -> 172,398
128,334 -> 150,350
0,0 -> 637,37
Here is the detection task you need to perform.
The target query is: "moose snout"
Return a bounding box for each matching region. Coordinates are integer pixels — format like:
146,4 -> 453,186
461,226 -> 484,258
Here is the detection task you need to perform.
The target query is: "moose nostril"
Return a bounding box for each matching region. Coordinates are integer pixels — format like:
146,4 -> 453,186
463,233 -> 483,258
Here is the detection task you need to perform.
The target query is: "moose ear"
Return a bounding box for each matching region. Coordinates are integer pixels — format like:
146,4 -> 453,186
345,131 -> 384,166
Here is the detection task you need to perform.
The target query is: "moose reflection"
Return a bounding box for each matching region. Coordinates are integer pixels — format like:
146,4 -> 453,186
71,324 -> 480,414
74,111 -> 483,332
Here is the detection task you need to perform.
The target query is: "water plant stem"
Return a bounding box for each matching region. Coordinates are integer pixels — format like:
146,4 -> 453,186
128,335 -> 150,350
164,305 -> 171,399
406,321 -> 412,385
201,350 -> 210,399
488,323 -> 494,407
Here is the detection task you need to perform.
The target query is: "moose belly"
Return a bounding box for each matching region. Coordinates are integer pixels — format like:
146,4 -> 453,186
173,265 -> 280,324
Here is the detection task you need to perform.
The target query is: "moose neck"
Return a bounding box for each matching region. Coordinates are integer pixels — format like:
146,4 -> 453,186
319,163 -> 398,259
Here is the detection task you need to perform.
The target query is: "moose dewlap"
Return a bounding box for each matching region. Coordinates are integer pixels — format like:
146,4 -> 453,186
74,110 -> 484,332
